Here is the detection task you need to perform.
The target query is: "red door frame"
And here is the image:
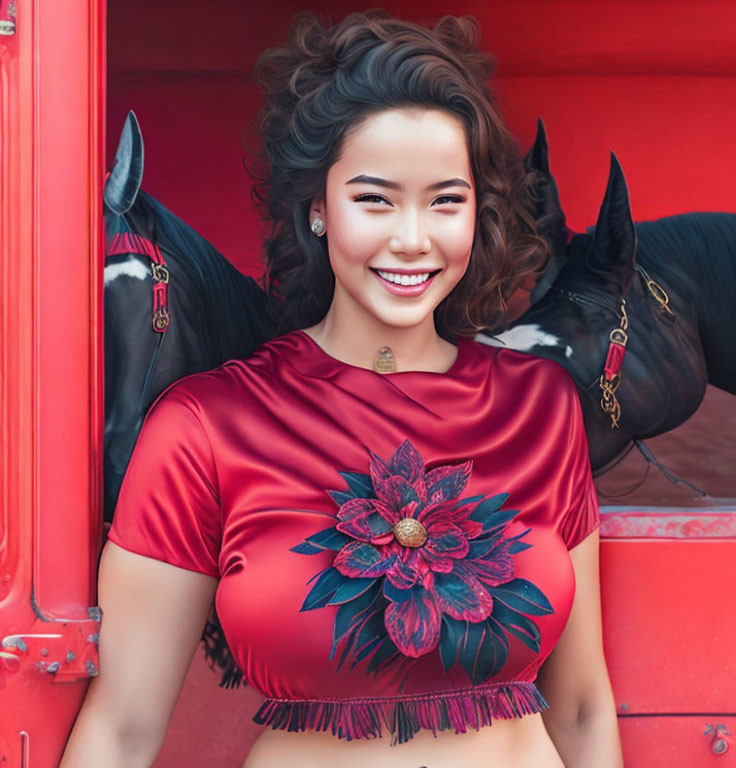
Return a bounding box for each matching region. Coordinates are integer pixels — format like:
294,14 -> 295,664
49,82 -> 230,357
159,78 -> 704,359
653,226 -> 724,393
0,0 -> 105,764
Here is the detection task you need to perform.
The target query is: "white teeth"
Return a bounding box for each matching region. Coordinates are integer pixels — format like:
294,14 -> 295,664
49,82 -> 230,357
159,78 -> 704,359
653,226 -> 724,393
376,270 -> 431,286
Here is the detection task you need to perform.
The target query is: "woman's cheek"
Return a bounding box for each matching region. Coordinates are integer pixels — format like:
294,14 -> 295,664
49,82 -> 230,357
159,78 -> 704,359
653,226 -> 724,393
436,215 -> 475,263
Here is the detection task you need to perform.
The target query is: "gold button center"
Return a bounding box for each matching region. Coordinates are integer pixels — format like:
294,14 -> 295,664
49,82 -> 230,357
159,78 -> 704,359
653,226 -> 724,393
393,518 -> 427,548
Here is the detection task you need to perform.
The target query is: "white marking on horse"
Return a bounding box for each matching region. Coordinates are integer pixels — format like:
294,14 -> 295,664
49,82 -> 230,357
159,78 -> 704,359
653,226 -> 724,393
104,256 -> 151,285
474,324 -> 573,358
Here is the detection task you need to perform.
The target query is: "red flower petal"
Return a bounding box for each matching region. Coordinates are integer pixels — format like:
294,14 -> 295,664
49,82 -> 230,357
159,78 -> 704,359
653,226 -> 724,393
385,559 -> 420,589
389,439 -> 425,482
334,541 -> 385,577
336,498 -> 397,542
425,460 -> 472,502
456,516 -> 484,539
379,476 -> 420,517
416,499 -> 455,527
470,547 -> 516,587
368,451 -> 393,498
423,522 -> 470,560
385,590 -> 441,657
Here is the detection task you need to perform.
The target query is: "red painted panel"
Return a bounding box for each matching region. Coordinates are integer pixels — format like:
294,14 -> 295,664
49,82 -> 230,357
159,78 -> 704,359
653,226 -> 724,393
618,717 -> 736,767
601,540 -> 736,714
107,0 -> 736,77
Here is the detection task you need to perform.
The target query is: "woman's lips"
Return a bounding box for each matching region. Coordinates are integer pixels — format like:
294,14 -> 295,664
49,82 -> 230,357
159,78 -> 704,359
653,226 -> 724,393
372,269 -> 440,297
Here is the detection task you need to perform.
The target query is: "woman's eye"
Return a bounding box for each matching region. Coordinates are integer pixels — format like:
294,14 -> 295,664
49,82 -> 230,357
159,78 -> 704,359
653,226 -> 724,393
354,193 -> 390,205
433,195 -> 465,206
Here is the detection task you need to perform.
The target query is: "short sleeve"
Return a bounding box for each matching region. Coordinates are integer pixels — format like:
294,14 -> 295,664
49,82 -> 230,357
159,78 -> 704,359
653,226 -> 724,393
556,369 -> 601,551
107,381 -> 222,577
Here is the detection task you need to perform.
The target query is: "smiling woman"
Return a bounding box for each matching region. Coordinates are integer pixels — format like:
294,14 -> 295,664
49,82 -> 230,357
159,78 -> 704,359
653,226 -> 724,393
61,9 -> 622,768
253,11 -> 552,345
303,107 -> 478,369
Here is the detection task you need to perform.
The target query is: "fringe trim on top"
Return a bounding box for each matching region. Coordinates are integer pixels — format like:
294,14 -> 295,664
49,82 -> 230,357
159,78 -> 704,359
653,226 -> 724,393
253,680 -> 549,746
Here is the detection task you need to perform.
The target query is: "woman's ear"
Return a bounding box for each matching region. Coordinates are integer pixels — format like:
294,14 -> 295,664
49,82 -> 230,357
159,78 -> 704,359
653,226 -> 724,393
309,197 -> 325,221
309,197 -> 327,237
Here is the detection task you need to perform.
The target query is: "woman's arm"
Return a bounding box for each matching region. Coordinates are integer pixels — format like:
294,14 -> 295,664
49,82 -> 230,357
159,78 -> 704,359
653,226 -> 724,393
535,529 -> 624,768
60,541 -> 217,767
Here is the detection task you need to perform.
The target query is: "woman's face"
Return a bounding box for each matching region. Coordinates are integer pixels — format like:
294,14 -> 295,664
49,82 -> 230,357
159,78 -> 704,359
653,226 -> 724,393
311,107 -> 477,333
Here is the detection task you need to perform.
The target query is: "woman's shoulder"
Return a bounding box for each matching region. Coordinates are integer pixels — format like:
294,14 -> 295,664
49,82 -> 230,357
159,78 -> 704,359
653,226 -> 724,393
140,342 -> 280,422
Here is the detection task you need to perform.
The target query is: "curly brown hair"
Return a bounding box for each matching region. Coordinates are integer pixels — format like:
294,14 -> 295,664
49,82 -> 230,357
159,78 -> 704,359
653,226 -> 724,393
250,10 -> 551,337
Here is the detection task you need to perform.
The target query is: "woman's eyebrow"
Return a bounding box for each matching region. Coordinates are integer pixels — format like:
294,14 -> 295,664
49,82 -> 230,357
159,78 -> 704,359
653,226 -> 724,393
345,174 -> 472,191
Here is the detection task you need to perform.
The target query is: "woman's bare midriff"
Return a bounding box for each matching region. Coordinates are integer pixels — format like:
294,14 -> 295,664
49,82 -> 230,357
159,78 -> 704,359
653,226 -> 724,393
242,711 -> 564,768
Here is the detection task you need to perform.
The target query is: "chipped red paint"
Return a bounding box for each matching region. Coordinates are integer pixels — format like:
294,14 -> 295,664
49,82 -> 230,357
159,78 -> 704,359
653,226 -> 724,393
600,507 -> 736,538
1,612 -> 102,682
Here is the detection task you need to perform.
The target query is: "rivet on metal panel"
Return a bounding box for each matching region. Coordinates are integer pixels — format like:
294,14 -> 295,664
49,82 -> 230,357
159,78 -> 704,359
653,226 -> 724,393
705,724 -> 731,756
713,739 -> 728,755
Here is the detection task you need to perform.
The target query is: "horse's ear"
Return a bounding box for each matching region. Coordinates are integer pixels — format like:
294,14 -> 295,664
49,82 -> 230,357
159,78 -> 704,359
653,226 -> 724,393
585,151 -> 636,292
524,118 -> 568,259
524,117 -> 550,175
104,110 -> 144,215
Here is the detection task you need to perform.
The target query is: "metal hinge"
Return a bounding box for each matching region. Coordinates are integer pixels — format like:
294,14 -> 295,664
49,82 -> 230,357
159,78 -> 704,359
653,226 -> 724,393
1,607 -> 102,682
0,0 -> 16,36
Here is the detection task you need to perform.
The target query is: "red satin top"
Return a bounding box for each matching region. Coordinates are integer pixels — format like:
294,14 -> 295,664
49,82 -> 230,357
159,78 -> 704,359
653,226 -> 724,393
108,330 -> 600,744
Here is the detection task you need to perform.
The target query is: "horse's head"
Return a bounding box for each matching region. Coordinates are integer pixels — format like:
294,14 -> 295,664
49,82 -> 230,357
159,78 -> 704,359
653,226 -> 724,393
481,150 -> 707,470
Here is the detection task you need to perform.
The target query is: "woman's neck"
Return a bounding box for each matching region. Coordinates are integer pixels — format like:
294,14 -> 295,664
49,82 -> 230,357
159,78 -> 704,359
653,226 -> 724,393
301,309 -> 458,374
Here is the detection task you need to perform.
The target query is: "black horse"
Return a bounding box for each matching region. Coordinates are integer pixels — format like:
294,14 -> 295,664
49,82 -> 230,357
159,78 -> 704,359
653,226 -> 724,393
103,112 -> 273,524
481,119 -> 736,474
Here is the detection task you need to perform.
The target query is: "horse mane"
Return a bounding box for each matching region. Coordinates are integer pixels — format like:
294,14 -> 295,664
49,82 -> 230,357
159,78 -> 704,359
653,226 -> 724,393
633,212 -> 736,285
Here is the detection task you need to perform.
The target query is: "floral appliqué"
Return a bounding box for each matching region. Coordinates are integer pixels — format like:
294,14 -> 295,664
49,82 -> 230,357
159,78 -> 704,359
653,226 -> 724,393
291,439 -> 554,685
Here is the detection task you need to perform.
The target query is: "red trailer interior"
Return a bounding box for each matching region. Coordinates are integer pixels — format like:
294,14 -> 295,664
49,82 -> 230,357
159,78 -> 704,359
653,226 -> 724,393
1,1 -> 734,766
105,3 -> 736,765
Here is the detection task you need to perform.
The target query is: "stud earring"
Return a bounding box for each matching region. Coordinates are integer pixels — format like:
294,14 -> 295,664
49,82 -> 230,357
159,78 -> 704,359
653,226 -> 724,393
311,218 -> 326,236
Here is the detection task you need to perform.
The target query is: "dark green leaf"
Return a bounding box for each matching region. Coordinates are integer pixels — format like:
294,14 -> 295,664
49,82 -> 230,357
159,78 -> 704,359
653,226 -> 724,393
328,490 -> 354,506
491,578 -> 555,616
458,494 -> 485,506
338,471 -> 374,498
492,601 -> 541,653
330,582 -> 384,664
467,533 -> 502,559
289,541 -> 322,555
469,493 -> 510,522
351,635 -> 382,666
439,615 -> 463,672
383,580 -> 414,604
459,620 -> 484,681
482,508 -> 520,533
300,567 -> 346,611
367,635 -> 400,674
327,577 -> 377,605
303,526 -> 352,552
508,541 -> 533,554
475,617 -> 510,682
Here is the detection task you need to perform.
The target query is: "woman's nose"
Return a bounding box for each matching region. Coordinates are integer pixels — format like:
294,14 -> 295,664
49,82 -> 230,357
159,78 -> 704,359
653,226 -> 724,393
389,209 -> 431,256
